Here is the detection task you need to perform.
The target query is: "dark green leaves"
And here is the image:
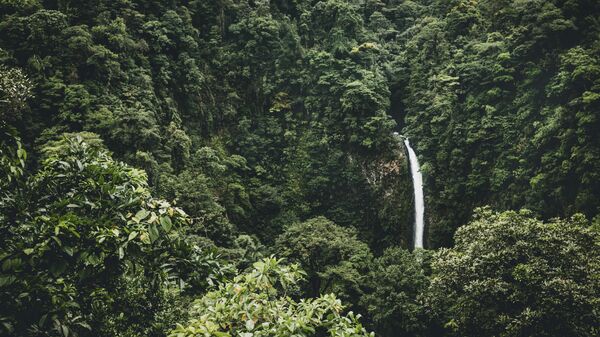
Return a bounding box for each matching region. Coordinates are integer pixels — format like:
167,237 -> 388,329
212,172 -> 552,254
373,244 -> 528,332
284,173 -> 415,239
428,208 -> 600,337
0,133 -> 199,337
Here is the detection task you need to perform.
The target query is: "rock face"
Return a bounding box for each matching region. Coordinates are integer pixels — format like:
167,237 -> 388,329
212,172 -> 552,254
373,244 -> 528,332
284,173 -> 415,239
357,141 -> 414,249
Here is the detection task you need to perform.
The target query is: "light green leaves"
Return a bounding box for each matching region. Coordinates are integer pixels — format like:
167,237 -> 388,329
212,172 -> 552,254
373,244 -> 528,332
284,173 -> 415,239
127,231 -> 138,241
169,258 -> 373,337
133,209 -> 150,222
245,319 -> 255,330
160,216 -> 173,232
0,133 -> 197,337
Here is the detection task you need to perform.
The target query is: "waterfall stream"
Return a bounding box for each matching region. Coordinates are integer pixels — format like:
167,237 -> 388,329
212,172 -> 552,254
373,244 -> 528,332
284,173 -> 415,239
403,138 -> 425,249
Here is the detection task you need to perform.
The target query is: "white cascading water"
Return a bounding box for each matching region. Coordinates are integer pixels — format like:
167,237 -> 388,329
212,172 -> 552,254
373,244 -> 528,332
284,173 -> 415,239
404,139 -> 425,249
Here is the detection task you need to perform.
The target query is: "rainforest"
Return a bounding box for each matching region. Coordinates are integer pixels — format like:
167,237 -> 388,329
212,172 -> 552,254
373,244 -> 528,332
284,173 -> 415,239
1,1 -> 599,336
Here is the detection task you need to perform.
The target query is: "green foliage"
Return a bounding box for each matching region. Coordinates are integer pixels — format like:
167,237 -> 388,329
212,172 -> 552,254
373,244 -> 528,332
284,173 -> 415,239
169,257 -> 374,337
360,247 -> 431,337
1,1 -> 600,336
275,217 -> 372,302
221,234 -> 266,272
0,64 -> 32,121
428,208 -> 600,337
391,0 -> 600,246
0,0 -> 407,253
157,145 -> 250,246
0,126 -> 26,189
0,134 -> 224,337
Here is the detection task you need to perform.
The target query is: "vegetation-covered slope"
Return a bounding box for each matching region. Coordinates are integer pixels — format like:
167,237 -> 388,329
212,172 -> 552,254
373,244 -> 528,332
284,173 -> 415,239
1,1 -> 599,337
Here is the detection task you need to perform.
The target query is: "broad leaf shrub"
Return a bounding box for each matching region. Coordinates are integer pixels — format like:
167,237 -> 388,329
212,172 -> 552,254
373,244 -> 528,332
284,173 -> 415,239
0,133 -> 227,337
170,257 -> 374,337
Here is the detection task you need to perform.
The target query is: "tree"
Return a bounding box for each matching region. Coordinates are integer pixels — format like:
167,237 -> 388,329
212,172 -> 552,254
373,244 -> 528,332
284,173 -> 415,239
428,207 -> 600,337
0,133 -> 223,337
360,247 -> 431,337
274,217 -> 372,302
157,146 -> 250,246
169,257 -> 374,337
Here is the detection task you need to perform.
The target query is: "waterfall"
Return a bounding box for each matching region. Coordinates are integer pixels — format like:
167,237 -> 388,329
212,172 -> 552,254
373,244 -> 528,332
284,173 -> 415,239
403,138 -> 425,249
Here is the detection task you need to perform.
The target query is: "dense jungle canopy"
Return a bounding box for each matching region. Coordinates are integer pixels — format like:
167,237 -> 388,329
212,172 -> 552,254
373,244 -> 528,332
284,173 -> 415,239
1,1 -> 599,337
